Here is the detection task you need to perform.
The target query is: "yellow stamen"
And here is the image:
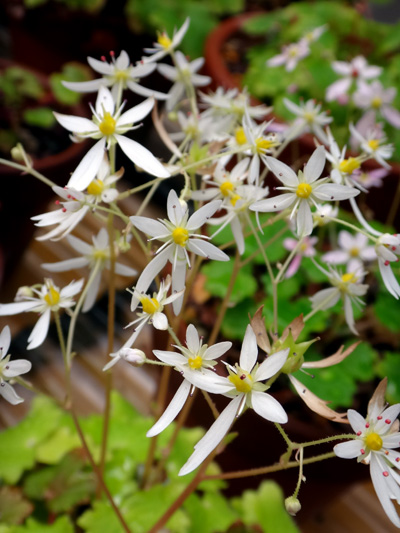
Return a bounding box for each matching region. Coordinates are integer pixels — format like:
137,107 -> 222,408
235,127 -> 247,145
140,297 -> 160,314
157,33 -> 172,49
87,179 -> 104,196
371,97 -> 382,109
93,249 -> 109,261
296,183 -> 312,199
99,112 -> 116,136
300,243 -> 308,252
349,247 -> 360,257
230,194 -> 241,207
255,137 -> 275,153
188,356 -> 203,369
114,70 -> 129,81
229,371 -> 253,393
339,158 -> 361,174
172,227 -> 189,246
365,432 -> 383,451
303,111 -> 315,123
220,181 -> 234,197
341,272 -> 356,283
44,286 -> 60,307
367,139 -> 380,151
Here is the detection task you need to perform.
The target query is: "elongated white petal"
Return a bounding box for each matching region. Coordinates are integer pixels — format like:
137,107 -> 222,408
203,341 -> 232,360
186,324 -> 200,353
230,216 -> 245,255
250,193 -> 295,213
27,310 -> 50,350
61,279 -> 84,298
114,262 -> 137,277
333,439 -> 363,459
310,287 -> 340,310
375,404 -> 400,433
182,371 -> 233,394
87,56 -> 114,75
172,259 -> 187,315
115,134 -> 170,178
42,257 -> 89,272
152,350 -> 187,367
347,409 -> 367,433
186,200 -> 222,230
239,324 -> 258,372
147,380 -> 191,437
118,98 -> 154,126
62,79 -> 106,93
0,301 -> 41,315
95,86 -> 115,115
296,200 -> 313,236
53,113 -> 97,134
2,359 -> 32,378
126,80 -> 169,100
0,382 -> 24,404
0,325 -> 11,356
187,239 -> 229,261
68,138 -> 106,191
344,294 -> 357,335
131,248 -> 170,311
255,348 -> 289,381
179,396 -> 242,476
130,216 -> 167,238
152,312 -> 168,330
264,156 -> 298,186
251,391 -> 288,423
313,183 -> 359,202
304,146 -> 326,183
82,270 -> 101,313
382,434 -> 400,449
370,455 -> 400,528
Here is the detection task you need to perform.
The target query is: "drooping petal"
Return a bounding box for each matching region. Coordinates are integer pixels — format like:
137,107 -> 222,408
62,79 -> 106,93
2,359 -> 32,378
130,248 -> 170,311
68,138 -> 106,191
126,80 -> 169,100
251,391 -> 288,423
152,312 -> 168,330
0,381 -> 24,405
0,301 -> 42,315
333,439 -> 364,459
370,455 -> 400,528
42,257 -> 89,272
82,270 -> 102,313
147,379 -> 191,437
296,200 -> 313,236
115,134 -> 170,178
0,325 -> 11,356
27,310 -> 50,350
179,395 -> 242,476
172,259 -> 187,315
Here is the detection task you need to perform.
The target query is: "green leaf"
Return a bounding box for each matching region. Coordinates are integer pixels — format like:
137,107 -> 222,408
35,423 -> 81,464
23,107 -> 55,128
202,261 -> 257,304
232,480 -> 300,533
184,491 -> 239,532
374,290 -> 400,333
0,487 -> 33,525
11,516 -> 74,533
339,342 -> 378,382
50,62 -> 90,105
221,298 -> 259,340
376,352 -> 400,404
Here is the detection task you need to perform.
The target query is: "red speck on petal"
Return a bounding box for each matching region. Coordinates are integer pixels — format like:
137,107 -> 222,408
62,208 -> 67,213
357,431 -> 362,436
385,450 -> 389,455
396,457 -> 400,462
384,260 -> 390,266
55,200 -> 60,205
377,416 -> 382,420
392,246 -> 396,251
101,56 -> 106,62
110,50 -> 115,56
365,423 -> 370,428
383,471 -> 389,477
385,419 -> 391,424
361,449 -> 365,455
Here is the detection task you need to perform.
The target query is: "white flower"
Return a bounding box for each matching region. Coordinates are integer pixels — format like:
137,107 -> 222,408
158,51 -> 211,111
179,324 -> 289,475
147,323 -> 232,437
326,56 -> 382,102
334,379 -> 400,528
250,146 -> 359,236
130,189 -> 229,315
353,81 -> 400,129
375,233 -> 400,299
0,279 -> 84,350
312,203 -> 338,226
62,50 -> 168,101
142,17 -> 190,64
54,86 -> 170,190
322,230 -> 376,273
283,235 -> 318,278
0,326 -> 32,405
324,130 -> 363,187
266,40 -> 310,72
103,347 -> 146,372
32,186 -> 91,241
84,154 -> 125,204
349,122 -> 393,169
309,264 -> 368,335
283,98 -> 333,145
42,228 -> 137,312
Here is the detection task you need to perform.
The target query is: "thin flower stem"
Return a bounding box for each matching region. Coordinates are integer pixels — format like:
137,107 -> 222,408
326,215 -> 377,240
136,180 -> 161,217
208,248 -> 241,346
274,422 -> 294,449
117,177 -> 161,200
297,433 -> 356,448
54,312 -> 72,406
292,448 -> 304,499
201,389 -> 220,420
240,224 -> 288,268
168,325 -> 183,347
0,158 -> 56,188
275,237 -> 304,284
203,451 -> 337,481
69,408 -> 132,533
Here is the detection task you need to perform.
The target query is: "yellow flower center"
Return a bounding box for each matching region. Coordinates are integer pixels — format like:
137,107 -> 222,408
235,127 -> 247,145
87,179 -> 104,196
114,70 -> 129,81
303,111 -> 315,123
44,286 -> 60,307
255,137 -> 274,153
289,47 -> 299,57
349,247 -> 360,257
371,97 -> 382,109
140,297 -> 160,314
229,371 -> 253,393
367,139 -> 380,151
188,355 -> 203,369
339,158 -> 361,174
300,242 -> 308,252
341,272 -> 356,283
220,181 -> 234,197
230,194 -> 241,207
365,432 -> 383,451
296,183 -> 312,199
157,33 -> 172,49
92,249 -> 109,261
172,227 -> 189,246
99,112 -> 116,136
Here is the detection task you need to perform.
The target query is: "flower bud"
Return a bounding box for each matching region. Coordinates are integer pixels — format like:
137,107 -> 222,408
285,496 -> 301,516
15,286 -> 34,301
118,348 -> 146,366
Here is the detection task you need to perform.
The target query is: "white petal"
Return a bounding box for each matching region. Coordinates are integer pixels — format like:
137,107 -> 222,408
87,56 -> 114,75
203,341 -> 231,360
333,439 -> 363,459
264,156 -> 298,186
344,294 -> 357,335
239,324 -> 258,372
152,312 -> 168,330
182,371 -> 233,394
147,380 -> 191,437
42,257 -> 89,272
152,350 -> 186,367
313,183 -> 359,202
115,134 -> 170,178
167,189 -> 185,225
61,279 -> 84,298
131,248 -> 170,311
251,391 -> 288,423
53,113 -> 97,134
250,193 -> 295,213
2,359 -> 32,378
187,239 -> 229,261
326,78 -> 351,102
62,79 -> 106,93
186,324 -> 200,354
0,325 -> 11,356
82,271 -> 101,313
370,455 -> 400,528
68,138 -> 106,191
118,98 -> 154,126
347,408 -> 367,433
179,396 -> 241,476
375,404 -> 400,433
0,382 -> 24,405
130,216 -> 167,238
296,200 -> 313,236
126,80 -> 169,100
0,301 -> 41,315
186,201 -> 222,230
95,86 -> 115,116
310,287 -> 340,310
254,348 -> 289,381
304,146 -> 326,183
27,310 -> 50,350
114,262 -> 137,277
172,259 -> 187,315
230,216 -> 245,255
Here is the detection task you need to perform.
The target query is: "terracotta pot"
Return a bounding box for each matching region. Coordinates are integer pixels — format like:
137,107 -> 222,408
204,13 -> 400,230
0,59 -> 89,284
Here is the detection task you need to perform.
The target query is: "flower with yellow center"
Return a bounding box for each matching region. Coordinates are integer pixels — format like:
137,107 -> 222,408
44,285 -> 61,307
235,127 -> 247,145
99,112 -> 116,136
339,157 -> 361,175
371,96 -> 382,109
0,325 -> 32,405
334,379 -> 400,528
296,183 -> 312,198
172,227 -> 189,246
142,18 -> 190,63
87,179 -> 104,197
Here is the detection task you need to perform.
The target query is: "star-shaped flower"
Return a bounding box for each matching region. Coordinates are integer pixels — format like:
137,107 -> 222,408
142,18 -> 190,64
0,325 -> 32,405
